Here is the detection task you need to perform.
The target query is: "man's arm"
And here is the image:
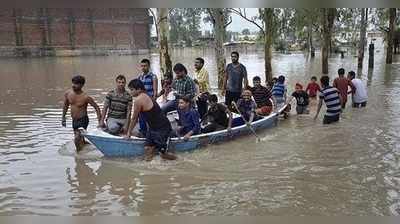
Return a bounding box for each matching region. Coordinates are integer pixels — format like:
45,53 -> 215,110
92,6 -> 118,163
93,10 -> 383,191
314,98 -> 323,120
88,96 -> 101,124
62,92 -> 69,127
226,108 -> 233,130
123,99 -> 133,133
348,80 -> 356,94
222,70 -> 228,95
100,95 -> 110,127
152,75 -> 158,100
243,66 -> 248,89
184,79 -> 196,100
124,98 -> 141,139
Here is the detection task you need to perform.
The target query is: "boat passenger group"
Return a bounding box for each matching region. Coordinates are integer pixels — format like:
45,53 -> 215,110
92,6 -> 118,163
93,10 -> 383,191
61,51 -> 368,161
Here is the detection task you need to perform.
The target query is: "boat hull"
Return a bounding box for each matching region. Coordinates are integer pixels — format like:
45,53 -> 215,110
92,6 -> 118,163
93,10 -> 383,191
82,105 -> 286,157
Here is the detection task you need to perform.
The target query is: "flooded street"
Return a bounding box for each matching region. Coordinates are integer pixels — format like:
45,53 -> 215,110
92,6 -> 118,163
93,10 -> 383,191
0,46 -> 400,215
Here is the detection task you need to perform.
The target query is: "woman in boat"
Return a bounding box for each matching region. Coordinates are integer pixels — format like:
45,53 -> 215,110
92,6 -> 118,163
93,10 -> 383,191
201,94 -> 233,133
175,96 -> 201,141
123,79 -> 176,161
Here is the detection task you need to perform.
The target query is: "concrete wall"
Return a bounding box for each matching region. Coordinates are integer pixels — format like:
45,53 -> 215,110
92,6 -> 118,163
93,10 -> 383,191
0,8 -> 152,57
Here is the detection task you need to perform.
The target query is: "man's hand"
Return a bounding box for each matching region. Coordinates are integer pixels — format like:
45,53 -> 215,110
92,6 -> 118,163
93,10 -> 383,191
227,126 -> 232,132
123,134 -> 131,140
183,133 -> 191,141
121,126 -> 128,135
221,89 -> 226,96
99,120 -> 106,128
246,122 -> 251,128
61,118 -> 66,127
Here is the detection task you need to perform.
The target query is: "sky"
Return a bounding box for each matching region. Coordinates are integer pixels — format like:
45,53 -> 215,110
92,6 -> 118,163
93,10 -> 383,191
151,8 -> 261,37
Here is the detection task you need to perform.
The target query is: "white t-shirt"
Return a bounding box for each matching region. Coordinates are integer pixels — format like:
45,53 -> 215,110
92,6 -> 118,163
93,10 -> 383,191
351,78 -> 368,103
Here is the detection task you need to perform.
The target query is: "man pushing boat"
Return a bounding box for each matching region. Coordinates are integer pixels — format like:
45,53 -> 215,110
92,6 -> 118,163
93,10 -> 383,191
123,79 -> 177,161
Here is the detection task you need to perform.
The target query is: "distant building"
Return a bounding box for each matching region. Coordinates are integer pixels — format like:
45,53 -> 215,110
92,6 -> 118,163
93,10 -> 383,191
0,9 -> 153,57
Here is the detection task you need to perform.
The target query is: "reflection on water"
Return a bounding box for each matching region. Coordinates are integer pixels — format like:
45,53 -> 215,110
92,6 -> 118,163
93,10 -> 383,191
0,47 -> 400,215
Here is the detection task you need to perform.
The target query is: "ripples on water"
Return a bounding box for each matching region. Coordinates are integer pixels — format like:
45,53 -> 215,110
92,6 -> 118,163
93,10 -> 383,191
0,48 -> 400,215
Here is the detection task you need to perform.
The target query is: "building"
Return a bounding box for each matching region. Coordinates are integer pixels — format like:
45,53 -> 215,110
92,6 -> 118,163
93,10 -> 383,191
0,9 -> 152,57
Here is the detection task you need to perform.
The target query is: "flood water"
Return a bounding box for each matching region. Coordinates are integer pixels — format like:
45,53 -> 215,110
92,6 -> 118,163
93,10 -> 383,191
1,44 -> 400,215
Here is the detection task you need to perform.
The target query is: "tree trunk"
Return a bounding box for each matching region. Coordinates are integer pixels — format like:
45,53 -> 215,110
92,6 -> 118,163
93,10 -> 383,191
264,8 -> 273,81
157,8 -> 172,76
386,8 -> 396,64
211,9 -> 226,89
358,8 -> 367,69
321,8 -> 336,74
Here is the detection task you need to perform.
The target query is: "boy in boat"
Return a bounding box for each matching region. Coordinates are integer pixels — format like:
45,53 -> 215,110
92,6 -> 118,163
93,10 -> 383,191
99,75 -> 132,135
156,79 -> 175,108
287,83 -> 310,114
314,76 -> 342,124
62,75 -> 101,152
124,79 -> 176,161
175,96 -> 201,141
248,76 -> 275,116
235,89 -> 257,126
305,76 -> 321,98
333,68 -> 355,109
201,94 -> 233,133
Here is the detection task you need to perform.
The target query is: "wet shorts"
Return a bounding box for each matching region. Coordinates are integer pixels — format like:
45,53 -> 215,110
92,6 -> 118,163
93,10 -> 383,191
72,115 -> 89,130
145,128 -> 171,152
296,105 -> 309,114
352,101 -> 367,108
323,114 -> 340,124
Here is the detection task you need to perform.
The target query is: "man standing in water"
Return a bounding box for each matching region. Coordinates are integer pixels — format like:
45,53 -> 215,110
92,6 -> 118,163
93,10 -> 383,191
124,79 -> 177,161
62,75 -> 101,151
348,71 -> 367,108
99,75 -> 132,135
222,51 -> 248,110
333,68 -> 355,109
314,76 -> 342,124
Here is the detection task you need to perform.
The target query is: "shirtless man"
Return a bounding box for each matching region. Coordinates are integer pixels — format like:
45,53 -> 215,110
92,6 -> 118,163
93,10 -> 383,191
62,75 -> 101,151
123,79 -> 176,161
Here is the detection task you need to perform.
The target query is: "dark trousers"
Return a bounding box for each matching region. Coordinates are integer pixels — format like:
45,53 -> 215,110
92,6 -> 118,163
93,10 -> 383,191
225,91 -> 241,109
196,96 -> 208,120
323,114 -> 340,124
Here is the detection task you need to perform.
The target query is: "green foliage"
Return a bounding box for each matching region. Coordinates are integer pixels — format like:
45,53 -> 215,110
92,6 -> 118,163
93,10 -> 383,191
169,8 -> 202,46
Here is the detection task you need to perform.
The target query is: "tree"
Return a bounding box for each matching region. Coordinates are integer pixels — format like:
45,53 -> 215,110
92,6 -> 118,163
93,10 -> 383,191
206,8 -> 232,89
321,8 -> 337,74
386,8 -> 396,64
155,8 -> 172,76
358,8 -> 367,69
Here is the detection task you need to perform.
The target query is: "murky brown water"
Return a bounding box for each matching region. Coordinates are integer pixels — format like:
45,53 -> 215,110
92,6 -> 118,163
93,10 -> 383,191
1,44 -> 400,215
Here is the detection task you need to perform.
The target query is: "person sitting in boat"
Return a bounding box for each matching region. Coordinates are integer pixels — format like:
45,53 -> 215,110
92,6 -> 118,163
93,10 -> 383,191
123,79 -> 176,161
248,76 -> 275,116
99,75 -> 133,135
235,89 -> 258,126
161,63 -> 197,114
156,79 -> 175,108
201,94 -> 233,133
175,96 -> 201,141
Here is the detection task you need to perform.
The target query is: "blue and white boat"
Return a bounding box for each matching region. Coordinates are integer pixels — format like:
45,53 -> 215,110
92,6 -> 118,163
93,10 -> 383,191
82,104 -> 288,157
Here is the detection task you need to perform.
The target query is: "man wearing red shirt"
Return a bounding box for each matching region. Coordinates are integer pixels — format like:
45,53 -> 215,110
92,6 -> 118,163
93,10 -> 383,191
333,68 -> 355,109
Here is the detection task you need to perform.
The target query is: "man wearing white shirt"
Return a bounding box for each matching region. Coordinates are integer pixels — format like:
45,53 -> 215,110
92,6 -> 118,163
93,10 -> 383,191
348,71 -> 368,108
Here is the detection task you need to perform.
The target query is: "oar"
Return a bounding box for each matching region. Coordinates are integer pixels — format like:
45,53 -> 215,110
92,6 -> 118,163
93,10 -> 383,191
232,102 -> 261,142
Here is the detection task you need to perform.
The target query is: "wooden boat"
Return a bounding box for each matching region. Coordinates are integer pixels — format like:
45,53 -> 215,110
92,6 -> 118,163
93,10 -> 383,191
81,104 -> 288,157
